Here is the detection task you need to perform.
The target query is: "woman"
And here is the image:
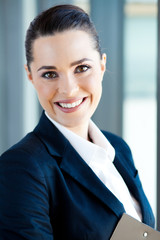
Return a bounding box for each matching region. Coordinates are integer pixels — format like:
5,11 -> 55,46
0,4 -> 154,240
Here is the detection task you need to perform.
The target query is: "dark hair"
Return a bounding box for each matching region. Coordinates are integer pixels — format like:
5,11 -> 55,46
25,4 -> 102,71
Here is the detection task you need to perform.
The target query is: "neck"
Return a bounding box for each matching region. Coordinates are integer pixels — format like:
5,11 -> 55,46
45,111 -> 91,141
66,122 -> 90,141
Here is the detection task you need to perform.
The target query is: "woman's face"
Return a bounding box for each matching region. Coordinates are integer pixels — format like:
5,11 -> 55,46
25,30 -> 106,131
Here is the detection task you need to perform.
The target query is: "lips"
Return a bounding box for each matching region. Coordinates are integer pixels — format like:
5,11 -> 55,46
58,99 -> 83,109
54,97 -> 87,113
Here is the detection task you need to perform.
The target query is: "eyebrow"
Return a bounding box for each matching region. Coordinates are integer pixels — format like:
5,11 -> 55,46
37,58 -> 93,72
37,65 -> 57,72
70,58 -> 93,67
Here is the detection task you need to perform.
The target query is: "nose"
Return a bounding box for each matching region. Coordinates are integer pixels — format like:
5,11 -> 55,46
57,74 -> 79,96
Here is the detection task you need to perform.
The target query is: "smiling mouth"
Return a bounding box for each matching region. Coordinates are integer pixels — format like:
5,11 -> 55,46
56,98 -> 86,109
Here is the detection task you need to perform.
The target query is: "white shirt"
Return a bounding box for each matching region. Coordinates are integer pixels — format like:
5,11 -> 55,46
45,112 -> 142,221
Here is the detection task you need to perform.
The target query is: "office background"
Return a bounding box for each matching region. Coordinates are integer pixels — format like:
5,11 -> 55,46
0,0 -> 159,228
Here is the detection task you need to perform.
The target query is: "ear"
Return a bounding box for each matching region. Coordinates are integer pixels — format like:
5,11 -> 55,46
100,53 -> 107,79
101,53 -> 107,72
24,64 -> 33,83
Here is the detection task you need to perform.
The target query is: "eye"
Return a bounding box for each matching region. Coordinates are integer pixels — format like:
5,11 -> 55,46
75,65 -> 91,73
42,71 -> 58,79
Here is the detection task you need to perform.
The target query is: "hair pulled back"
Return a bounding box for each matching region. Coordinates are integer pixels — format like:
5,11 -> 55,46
25,4 -> 102,71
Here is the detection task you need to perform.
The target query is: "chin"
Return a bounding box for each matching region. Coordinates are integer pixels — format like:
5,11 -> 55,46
61,117 -> 89,128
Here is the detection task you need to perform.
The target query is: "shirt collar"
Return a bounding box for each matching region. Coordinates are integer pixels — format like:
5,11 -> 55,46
45,112 -> 115,165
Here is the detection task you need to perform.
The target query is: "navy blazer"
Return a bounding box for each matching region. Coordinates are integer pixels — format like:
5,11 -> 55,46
0,112 -> 155,240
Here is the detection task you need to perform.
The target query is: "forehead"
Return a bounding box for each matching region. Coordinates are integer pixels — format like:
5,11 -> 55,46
32,30 -> 98,64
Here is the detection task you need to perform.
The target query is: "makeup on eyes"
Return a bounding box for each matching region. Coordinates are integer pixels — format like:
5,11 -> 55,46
40,63 -> 92,80
74,64 -> 91,73
41,71 -> 58,79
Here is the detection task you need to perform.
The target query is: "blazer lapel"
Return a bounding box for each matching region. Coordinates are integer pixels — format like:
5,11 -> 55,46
35,113 -> 154,227
34,111 -> 69,158
60,143 -> 125,218
34,112 -> 125,219
114,152 -> 154,226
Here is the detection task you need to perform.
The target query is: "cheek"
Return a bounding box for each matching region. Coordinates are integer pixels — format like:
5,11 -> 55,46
83,72 -> 103,95
34,82 -> 56,100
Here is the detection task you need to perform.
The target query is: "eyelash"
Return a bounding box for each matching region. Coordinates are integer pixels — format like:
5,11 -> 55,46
74,64 -> 91,73
41,64 -> 91,79
41,71 -> 58,79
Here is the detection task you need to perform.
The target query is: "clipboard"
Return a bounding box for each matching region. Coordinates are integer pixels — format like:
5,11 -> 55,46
110,213 -> 160,240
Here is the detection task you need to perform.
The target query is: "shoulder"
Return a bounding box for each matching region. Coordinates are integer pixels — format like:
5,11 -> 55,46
0,131 -> 58,179
102,130 -> 131,153
0,133 -> 42,177
0,131 -> 43,160
102,130 -> 135,167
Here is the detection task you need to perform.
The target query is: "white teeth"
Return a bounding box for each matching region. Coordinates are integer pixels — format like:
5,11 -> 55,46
59,99 -> 83,108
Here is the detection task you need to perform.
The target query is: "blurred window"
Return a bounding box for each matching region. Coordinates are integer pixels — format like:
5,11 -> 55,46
123,0 -> 157,217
